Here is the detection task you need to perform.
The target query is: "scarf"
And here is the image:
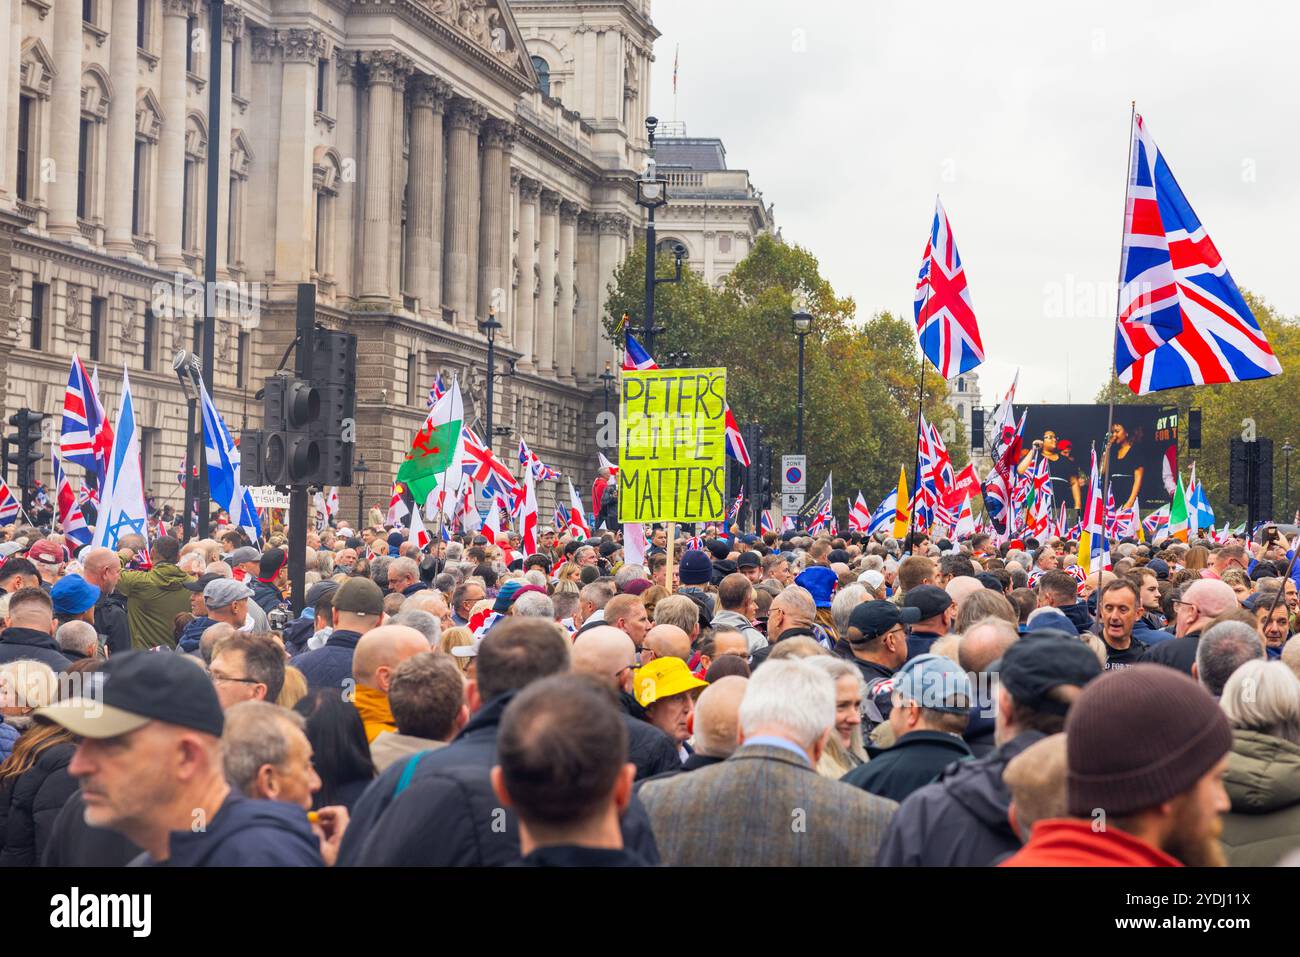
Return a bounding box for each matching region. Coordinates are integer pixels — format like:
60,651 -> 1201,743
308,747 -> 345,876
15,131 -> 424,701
353,684 -> 396,744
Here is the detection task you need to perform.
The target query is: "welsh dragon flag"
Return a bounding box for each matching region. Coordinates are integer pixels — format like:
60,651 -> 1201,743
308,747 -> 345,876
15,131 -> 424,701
397,379 -> 464,507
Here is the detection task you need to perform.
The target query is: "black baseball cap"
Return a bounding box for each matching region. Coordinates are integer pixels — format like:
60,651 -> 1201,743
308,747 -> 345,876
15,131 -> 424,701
995,634 -> 1102,715
184,572 -> 224,593
737,552 -> 761,570
847,600 -> 922,643
37,650 -> 224,739
904,584 -> 953,620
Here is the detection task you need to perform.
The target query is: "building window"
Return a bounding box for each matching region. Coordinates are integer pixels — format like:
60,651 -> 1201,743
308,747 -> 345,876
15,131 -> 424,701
137,0 -> 148,49
16,96 -> 32,202
181,157 -> 193,248
957,377 -> 966,393
139,428 -> 156,492
316,58 -> 329,112
182,117 -> 206,253
132,139 -> 145,234
231,40 -> 241,95
185,16 -> 197,72
531,56 -> 550,97
312,151 -> 339,280
90,296 -> 105,362
957,404 -> 965,420
315,192 -> 328,275
83,0 -> 95,23
237,331 -> 248,385
142,307 -> 155,370
718,234 -> 732,255
227,177 -> 238,264
77,118 -> 91,220
406,353 -> 419,406
30,282 -> 47,350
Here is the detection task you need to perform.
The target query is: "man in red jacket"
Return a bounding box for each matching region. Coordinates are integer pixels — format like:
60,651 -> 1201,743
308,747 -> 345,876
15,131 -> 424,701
1002,664 -> 1232,867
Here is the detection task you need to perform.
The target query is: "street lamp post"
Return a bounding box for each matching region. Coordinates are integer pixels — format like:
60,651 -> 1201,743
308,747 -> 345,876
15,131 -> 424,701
635,116 -> 677,356
171,350 -> 202,542
792,310 -> 813,456
479,309 -> 503,450
1284,440 -> 1295,521
599,361 -> 615,417
353,454 -> 369,530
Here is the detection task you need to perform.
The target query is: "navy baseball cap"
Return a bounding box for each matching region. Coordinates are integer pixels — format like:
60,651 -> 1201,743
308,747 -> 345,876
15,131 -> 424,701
846,600 -> 922,642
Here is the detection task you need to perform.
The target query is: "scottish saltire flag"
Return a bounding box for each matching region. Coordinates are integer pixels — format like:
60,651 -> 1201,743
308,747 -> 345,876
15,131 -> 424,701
53,450 -> 91,546
92,368 -> 150,553
0,476 -> 19,525
759,510 -> 776,534
427,373 -> 447,410
519,439 -> 560,482
867,490 -> 897,536
622,334 -> 659,372
60,355 -> 113,484
1116,113 -> 1282,394
1188,464 -> 1215,533
724,405 -> 751,467
914,197 -> 985,379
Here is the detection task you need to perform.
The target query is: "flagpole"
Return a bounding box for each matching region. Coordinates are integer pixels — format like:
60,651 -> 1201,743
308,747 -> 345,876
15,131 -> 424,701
908,284 -> 932,554
1102,101 -> 1137,526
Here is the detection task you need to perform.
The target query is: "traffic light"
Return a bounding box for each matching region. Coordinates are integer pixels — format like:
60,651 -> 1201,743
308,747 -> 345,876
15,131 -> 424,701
6,409 -> 46,502
244,327 -> 356,488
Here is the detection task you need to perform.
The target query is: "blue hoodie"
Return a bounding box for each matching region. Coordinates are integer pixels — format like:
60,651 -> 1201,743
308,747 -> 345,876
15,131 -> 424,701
144,793 -> 322,867
177,616 -> 217,653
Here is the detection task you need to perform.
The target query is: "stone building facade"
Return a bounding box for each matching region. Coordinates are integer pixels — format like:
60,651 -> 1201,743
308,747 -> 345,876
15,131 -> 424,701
651,134 -> 774,287
0,0 -> 658,523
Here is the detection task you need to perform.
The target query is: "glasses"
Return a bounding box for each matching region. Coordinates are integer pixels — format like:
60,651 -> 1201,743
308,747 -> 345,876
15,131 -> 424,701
210,672 -> 260,685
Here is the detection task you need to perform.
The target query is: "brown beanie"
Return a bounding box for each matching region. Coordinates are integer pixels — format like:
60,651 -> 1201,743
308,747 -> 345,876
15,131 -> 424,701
1066,664 -> 1232,817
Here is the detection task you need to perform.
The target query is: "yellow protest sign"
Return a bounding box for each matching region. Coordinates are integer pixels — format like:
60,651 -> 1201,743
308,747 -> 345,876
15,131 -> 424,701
618,368 -> 728,524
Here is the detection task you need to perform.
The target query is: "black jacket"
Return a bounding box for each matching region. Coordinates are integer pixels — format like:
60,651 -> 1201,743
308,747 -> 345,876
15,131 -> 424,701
250,579 -> 285,615
140,792 -> 321,866
842,731 -> 973,803
290,630 -> 363,695
749,626 -> 818,669
400,582 -> 428,597
875,730 -> 1046,866
281,617 -> 316,658
511,845 -> 651,867
905,630 -> 944,661
636,750 -> 726,788
618,692 -> 683,780
0,627 -> 70,671
1059,602 -> 1095,635
1140,631 -> 1200,675
94,592 -> 131,656
0,740 -> 77,867
338,691 -> 661,866
42,791 -> 142,867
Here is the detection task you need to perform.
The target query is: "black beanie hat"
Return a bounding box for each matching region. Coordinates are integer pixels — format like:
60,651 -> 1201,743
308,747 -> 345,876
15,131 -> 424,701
1066,664 -> 1232,817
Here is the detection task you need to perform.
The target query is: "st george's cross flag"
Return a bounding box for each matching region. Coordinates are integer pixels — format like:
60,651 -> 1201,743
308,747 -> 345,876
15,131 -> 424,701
1116,113 -> 1281,394
566,480 -> 590,539
914,197 -> 985,379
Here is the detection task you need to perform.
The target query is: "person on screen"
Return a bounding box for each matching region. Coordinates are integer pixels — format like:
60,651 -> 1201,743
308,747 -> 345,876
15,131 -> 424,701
1017,430 -> 1082,510
1107,422 -> 1144,510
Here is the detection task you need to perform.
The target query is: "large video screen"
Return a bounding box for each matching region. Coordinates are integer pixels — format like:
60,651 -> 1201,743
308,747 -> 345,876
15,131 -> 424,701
1011,405 -> 1178,515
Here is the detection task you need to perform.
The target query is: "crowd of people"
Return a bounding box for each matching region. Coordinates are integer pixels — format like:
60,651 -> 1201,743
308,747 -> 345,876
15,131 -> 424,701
1,514 -> 1299,867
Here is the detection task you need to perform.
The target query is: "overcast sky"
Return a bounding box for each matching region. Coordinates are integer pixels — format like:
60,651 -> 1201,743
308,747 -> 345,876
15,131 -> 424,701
648,0 -> 1299,405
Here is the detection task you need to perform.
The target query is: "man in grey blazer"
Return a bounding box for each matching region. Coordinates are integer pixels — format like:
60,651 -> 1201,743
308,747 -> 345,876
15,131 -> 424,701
638,658 -> 897,866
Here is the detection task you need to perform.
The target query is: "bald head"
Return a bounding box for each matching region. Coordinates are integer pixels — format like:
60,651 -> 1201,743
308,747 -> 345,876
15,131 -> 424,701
946,575 -> 984,610
353,624 -> 430,692
693,675 -> 747,758
644,623 -> 691,662
571,626 -> 638,692
1185,578 -> 1238,621
957,618 -> 1020,674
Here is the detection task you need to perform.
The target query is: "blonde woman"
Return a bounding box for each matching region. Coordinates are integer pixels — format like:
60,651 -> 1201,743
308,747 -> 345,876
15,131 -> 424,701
806,656 -> 868,778
0,660 -> 59,762
439,625 -> 474,672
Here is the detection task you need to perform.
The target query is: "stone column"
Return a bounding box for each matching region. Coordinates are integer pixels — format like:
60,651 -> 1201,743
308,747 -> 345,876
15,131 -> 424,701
274,28 -> 326,284
388,67 -> 408,301
333,52 -> 359,298
156,0 -> 190,266
405,75 -> 442,313
0,0 -> 12,201
465,127 -> 481,321
358,50 -> 404,301
574,211 -> 599,382
596,212 -> 629,375
48,0 -> 86,238
536,189 -> 560,375
557,200 -> 578,382
477,119 -> 512,320
104,0 -> 140,252
442,97 -> 484,329
214,6 -> 242,276
513,176 -> 539,369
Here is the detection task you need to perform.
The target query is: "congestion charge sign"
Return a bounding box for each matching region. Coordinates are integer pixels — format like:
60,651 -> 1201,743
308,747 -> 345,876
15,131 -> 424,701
619,368 -> 728,524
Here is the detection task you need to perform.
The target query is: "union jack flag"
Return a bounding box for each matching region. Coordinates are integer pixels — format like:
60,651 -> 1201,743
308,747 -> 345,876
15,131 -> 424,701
427,373 -> 447,410
759,510 -> 776,534
684,535 -> 704,552
518,438 -> 560,481
807,497 -> 834,534
462,426 -> 519,496
1116,113 -> 1281,394
53,450 -> 91,546
914,197 -> 985,379
623,334 -> 659,372
0,477 -> 18,526
724,405 -> 751,467
60,355 -> 113,484
728,486 -> 744,521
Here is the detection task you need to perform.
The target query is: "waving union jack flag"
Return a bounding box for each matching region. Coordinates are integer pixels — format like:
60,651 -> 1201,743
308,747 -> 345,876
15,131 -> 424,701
914,197 -> 985,379
1116,113 -> 1281,393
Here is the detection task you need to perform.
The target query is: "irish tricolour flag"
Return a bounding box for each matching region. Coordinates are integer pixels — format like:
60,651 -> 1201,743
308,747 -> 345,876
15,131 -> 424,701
397,379 -> 464,508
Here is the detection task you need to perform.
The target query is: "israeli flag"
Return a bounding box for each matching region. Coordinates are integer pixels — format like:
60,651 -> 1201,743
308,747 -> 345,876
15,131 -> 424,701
866,490 -> 898,535
92,368 -> 150,551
